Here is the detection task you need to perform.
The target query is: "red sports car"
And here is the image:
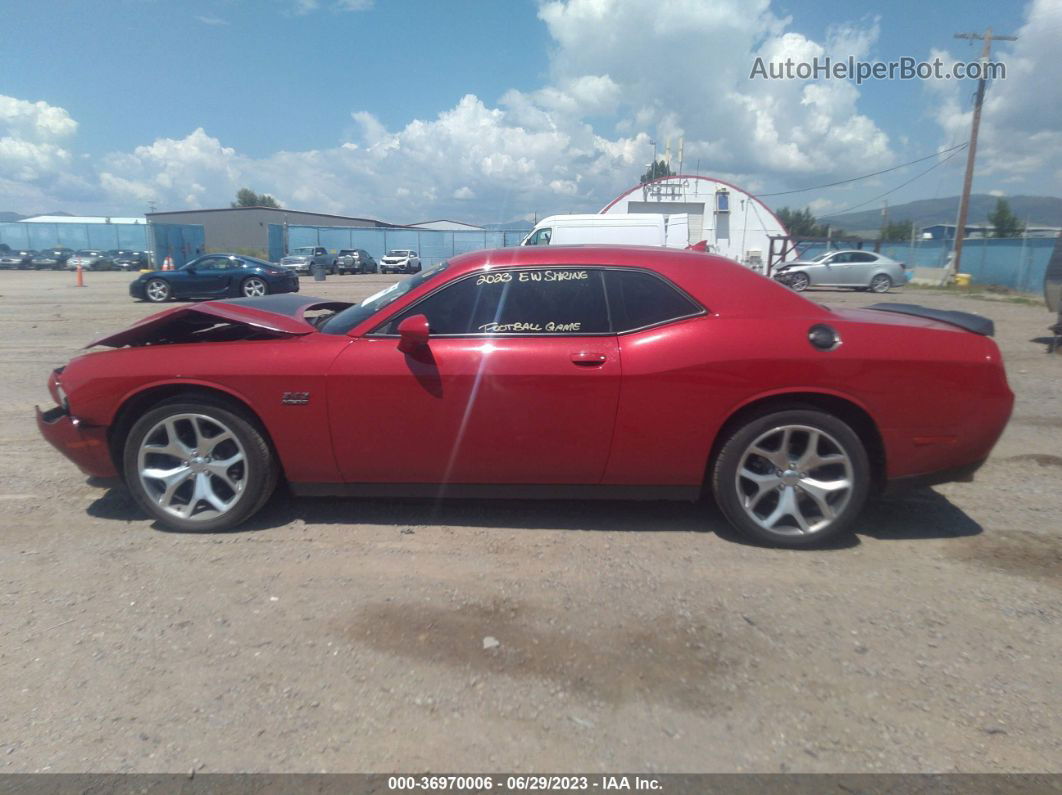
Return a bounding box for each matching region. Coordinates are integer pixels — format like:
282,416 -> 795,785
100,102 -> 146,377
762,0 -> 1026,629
37,246 -> 1013,547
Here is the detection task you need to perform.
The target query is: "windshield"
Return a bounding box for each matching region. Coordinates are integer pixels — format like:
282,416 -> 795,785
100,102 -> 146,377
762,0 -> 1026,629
811,253 -> 830,262
386,250 -> 412,256
321,262 -> 448,335
291,247 -> 315,256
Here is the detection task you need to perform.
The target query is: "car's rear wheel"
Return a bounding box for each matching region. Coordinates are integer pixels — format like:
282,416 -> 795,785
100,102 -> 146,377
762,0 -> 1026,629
788,272 -> 810,291
123,399 -> 277,532
145,278 -> 171,302
869,274 -> 892,293
242,277 -> 268,297
712,409 -> 870,548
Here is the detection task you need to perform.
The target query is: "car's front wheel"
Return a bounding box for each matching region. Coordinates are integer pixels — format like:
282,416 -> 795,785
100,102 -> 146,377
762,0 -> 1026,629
241,277 -> 268,297
869,274 -> 892,293
712,408 -> 870,547
145,278 -> 172,302
788,272 -> 810,291
123,398 -> 278,532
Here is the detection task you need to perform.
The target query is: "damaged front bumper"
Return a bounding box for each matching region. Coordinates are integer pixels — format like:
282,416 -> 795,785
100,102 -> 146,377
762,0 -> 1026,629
36,405 -> 117,478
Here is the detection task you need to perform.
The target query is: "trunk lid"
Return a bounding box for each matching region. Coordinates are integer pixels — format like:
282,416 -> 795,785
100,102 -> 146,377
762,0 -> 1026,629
831,304 -> 994,336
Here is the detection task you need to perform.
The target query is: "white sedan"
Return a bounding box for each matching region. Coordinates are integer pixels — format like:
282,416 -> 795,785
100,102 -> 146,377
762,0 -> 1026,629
773,250 -> 907,293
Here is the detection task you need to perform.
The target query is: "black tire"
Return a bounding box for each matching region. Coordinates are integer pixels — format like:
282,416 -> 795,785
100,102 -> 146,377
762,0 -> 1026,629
122,397 -> 278,532
869,274 -> 892,293
711,408 -> 870,548
789,272 -> 810,292
144,278 -> 172,303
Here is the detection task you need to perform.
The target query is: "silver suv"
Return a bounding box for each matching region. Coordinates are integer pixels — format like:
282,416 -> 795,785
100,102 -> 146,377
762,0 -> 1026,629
280,246 -> 334,275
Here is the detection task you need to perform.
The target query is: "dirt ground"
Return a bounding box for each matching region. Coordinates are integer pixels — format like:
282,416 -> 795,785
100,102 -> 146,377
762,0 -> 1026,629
0,270 -> 1058,774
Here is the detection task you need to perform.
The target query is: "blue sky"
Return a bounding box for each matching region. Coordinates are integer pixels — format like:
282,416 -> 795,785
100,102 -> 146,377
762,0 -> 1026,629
1,0 -> 1054,224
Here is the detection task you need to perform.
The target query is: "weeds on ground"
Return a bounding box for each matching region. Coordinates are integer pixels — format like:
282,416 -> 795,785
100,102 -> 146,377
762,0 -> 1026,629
904,281 -> 1042,306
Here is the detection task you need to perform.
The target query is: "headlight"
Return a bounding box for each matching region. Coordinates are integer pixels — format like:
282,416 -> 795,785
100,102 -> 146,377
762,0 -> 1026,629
55,381 -> 69,411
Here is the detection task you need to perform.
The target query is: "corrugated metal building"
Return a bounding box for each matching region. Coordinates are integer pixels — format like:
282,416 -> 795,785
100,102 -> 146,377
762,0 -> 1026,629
146,206 -> 396,255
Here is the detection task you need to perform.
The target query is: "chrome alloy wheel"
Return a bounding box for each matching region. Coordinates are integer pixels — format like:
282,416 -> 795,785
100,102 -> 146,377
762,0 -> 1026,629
137,413 -> 248,522
242,277 -> 267,297
734,424 -> 853,536
145,279 -> 170,302
869,274 -> 892,293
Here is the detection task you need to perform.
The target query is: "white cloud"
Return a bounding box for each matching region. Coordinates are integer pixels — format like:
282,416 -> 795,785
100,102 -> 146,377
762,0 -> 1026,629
289,0 -> 372,13
0,95 -> 77,141
195,15 -> 229,26
0,95 -> 77,183
28,0 -> 1062,220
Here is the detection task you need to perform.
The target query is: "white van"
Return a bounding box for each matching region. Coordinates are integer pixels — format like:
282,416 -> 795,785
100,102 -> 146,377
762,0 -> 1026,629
522,213 -> 690,248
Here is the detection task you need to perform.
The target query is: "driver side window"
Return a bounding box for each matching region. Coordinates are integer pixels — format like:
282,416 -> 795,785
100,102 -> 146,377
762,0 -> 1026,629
380,268 -> 609,336
527,228 -> 552,246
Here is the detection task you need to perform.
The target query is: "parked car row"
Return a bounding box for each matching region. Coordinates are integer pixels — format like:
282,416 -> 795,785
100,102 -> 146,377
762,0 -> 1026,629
278,246 -> 416,275
0,247 -> 151,271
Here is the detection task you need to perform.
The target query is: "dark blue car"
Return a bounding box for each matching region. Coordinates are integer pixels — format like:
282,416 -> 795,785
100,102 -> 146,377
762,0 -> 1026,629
129,254 -> 300,303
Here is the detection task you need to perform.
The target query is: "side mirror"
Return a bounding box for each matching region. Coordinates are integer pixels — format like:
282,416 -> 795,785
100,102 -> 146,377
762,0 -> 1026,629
184,265 -> 196,274
397,314 -> 430,353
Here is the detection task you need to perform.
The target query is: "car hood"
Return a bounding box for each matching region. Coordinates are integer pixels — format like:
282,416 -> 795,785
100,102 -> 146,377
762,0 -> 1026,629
87,294 -> 355,348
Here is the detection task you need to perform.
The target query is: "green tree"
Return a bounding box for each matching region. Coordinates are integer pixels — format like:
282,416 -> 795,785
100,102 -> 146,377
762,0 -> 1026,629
231,188 -> 281,209
639,159 -> 674,184
880,219 -> 914,242
775,206 -> 840,238
987,197 -> 1024,238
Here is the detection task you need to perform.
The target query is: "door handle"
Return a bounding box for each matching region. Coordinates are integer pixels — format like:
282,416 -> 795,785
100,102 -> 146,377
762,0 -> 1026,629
570,351 -> 608,366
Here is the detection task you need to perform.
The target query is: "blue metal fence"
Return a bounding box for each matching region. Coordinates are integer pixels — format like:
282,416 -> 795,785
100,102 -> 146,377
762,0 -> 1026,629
279,225 -> 529,266
0,221 -> 150,253
0,221 -> 205,269
150,223 -> 206,268
793,237 -> 1055,293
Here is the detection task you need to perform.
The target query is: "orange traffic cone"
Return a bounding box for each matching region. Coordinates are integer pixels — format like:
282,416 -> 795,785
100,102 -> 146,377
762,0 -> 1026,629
163,256 -> 174,271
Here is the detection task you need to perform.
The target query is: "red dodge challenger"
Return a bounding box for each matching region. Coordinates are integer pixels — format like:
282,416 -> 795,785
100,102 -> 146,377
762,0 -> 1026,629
37,246 -> 1013,547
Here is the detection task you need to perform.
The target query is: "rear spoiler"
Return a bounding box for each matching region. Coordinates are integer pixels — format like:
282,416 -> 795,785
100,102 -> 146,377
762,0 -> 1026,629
864,303 -> 994,336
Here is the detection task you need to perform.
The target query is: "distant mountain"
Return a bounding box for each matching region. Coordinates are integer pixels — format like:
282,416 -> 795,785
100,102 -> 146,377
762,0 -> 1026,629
819,195 -> 1062,233
483,219 -> 533,231
1,210 -> 75,222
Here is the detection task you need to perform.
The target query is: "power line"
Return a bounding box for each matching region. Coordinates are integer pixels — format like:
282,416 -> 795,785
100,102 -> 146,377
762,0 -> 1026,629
754,142 -> 968,198
820,145 -> 968,219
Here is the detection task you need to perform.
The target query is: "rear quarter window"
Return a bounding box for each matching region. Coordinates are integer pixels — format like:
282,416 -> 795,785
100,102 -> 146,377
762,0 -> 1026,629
604,270 -> 702,332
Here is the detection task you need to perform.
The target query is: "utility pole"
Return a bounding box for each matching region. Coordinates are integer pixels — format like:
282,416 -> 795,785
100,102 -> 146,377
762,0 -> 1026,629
949,27 -> 1017,278
876,200 -> 888,252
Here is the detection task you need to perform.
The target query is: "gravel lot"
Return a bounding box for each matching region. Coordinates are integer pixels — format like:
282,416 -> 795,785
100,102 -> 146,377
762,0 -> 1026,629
0,270 -> 1058,773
